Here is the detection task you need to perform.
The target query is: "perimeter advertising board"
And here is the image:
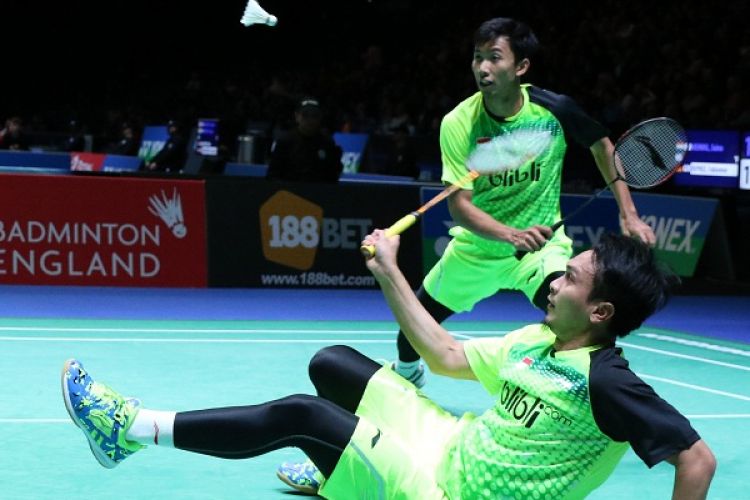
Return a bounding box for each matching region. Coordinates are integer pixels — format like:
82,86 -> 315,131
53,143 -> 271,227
206,179 -> 421,288
421,189 -> 717,277
0,174 -> 207,286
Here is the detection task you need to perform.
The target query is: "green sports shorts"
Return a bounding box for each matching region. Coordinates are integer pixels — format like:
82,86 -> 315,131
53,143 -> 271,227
423,229 -> 573,313
319,367 -> 470,499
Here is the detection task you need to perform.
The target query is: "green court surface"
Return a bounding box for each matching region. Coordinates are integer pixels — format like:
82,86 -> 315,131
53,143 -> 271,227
2,318 -> 747,499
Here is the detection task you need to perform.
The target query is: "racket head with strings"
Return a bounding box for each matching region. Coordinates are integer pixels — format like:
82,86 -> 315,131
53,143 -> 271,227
361,128 -> 553,258
466,128 -> 553,180
613,117 -> 687,188
515,117 -> 686,261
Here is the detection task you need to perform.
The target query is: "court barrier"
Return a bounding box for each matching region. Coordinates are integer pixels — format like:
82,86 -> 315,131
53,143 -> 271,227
0,171 -> 727,288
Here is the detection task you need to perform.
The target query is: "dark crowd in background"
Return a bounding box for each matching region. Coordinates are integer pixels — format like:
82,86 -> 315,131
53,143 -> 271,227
2,0 -> 749,176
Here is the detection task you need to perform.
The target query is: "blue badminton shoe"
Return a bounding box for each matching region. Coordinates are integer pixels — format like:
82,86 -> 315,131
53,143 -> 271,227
276,459 -> 323,495
61,359 -> 144,468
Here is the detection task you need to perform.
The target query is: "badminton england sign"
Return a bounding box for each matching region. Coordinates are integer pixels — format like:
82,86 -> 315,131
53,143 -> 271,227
0,174 -> 207,286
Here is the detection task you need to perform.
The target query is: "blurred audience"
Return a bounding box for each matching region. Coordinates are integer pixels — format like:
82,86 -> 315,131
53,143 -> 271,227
107,122 -> 140,156
4,0 -> 748,165
266,98 -> 343,183
143,120 -> 187,173
0,117 -> 29,151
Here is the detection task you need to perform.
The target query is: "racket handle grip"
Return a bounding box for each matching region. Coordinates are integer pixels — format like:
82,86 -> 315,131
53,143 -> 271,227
513,220 -> 565,261
360,212 -> 420,258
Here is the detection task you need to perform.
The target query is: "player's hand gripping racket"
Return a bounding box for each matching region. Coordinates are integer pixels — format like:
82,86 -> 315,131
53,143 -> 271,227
361,129 -> 553,258
514,117 -> 687,260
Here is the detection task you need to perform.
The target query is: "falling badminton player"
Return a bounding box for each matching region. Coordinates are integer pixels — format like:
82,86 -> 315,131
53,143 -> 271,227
279,15 -> 660,490
61,232 -> 715,498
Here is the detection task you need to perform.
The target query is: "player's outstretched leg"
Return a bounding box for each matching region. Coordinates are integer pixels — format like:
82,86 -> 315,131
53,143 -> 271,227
61,359 -> 144,468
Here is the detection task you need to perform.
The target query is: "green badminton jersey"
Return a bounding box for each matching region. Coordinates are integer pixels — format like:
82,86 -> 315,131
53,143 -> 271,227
440,84 -> 608,255
437,324 -> 699,499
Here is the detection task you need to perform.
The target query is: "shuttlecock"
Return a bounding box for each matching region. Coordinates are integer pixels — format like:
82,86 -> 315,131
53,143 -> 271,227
240,0 -> 277,27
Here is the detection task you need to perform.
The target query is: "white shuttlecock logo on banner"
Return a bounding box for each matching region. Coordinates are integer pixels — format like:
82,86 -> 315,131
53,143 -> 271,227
148,188 -> 187,239
240,0 -> 277,26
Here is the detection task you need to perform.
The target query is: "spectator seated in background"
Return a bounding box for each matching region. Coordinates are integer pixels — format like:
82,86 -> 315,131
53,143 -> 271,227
143,120 -> 188,173
107,122 -> 140,156
64,119 -> 86,152
382,124 -> 419,179
266,97 -> 343,183
0,117 -> 30,151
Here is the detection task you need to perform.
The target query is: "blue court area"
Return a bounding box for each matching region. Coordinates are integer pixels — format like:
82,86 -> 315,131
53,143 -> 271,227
1,285 -> 748,499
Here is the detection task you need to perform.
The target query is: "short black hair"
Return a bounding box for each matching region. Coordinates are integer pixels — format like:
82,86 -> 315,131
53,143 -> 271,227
474,17 -> 539,63
590,233 -> 680,338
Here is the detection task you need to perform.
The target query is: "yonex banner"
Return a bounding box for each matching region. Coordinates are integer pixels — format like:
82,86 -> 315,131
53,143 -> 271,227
0,174 -> 207,286
420,189 -> 718,277
206,178 -> 421,288
561,192 -> 717,276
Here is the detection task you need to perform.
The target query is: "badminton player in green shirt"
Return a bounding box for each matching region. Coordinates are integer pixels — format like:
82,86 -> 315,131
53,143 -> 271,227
386,16 -> 657,390
62,231 -> 715,499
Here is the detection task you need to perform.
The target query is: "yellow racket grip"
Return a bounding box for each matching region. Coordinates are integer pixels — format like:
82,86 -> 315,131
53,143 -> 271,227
360,212 -> 419,258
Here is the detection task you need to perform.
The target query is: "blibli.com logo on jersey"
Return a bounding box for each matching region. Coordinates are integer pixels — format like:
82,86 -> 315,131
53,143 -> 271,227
499,381 -> 573,428
487,160 -> 542,187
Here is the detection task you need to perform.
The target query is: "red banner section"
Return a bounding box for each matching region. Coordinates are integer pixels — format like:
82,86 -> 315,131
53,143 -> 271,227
70,152 -> 105,172
0,174 -> 207,287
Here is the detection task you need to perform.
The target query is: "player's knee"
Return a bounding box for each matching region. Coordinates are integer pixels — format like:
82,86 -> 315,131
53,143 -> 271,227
309,345 -> 355,383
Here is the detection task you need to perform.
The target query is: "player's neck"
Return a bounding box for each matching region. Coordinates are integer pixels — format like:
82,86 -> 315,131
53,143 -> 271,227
483,86 -> 524,119
552,330 -> 601,352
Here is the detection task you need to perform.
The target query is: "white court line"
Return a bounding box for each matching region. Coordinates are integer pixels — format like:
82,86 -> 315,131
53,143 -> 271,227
3,415 -> 750,425
0,326 -> 505,336
620,341 -> 750,372
638,333 -> 750,357
639,374 -> 750,402
0,336 -> 393,344
0,419 -> 70,424
685,414 -> 750,419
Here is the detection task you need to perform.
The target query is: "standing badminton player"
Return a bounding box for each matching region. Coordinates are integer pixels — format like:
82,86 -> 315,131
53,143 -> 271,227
386,16 -> 657,389
62,232 -> 715,499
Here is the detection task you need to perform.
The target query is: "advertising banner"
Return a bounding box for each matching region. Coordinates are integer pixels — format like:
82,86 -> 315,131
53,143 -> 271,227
138,125 -> 169,162
420,189 -> 717,277
0,174 -> 207,286
333,133 -> 369,173
206,179 -> 421,288
70,152 -> 105,172
70,153 -> 141,173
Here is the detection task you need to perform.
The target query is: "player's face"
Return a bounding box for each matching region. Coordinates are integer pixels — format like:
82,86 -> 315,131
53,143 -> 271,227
472,36 -> 526,96
544,251 -> 598,339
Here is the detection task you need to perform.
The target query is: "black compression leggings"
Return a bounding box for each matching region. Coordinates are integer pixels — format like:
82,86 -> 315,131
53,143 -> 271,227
172,345 -> 381,477
396,274 -> 562,362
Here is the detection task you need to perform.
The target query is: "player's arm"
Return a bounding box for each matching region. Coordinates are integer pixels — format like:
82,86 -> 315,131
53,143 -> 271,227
666,439 -> 716,500
590,138 -> 656,245
448,189 -> 551,252
362,229 -> 476,380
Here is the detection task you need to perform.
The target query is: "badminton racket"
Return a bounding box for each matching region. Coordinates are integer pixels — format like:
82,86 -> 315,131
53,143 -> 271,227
361,129 -> 553,257
515,117 -> 687,260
